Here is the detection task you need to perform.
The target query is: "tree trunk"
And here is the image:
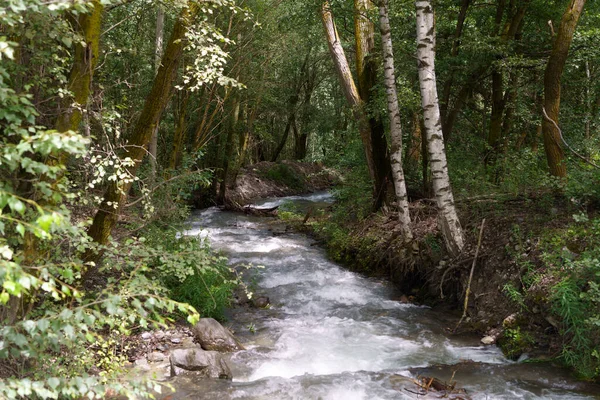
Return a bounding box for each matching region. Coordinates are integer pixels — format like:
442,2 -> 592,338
321,1 -> 389,209
416,0 -> 465,256
355,0 -> 392,210
487,2 -> 528,167
85,3 -> 196,265
584,60 -> 591,140
542,0 -> 586,178
218,94 -> 240,205
378,0 -> 412,240
487,70 -> 505,161
149,6 -> 165,181
406,111 -> 422,168
294,128 -> 308,160
271,113 -> 294,162
169,91 -> 191,170
321,4 -> 375,180
55,0 -> 103,136
440,0 -> 471,140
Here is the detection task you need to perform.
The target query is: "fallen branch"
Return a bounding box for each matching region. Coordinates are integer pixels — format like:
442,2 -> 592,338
243,205 -> 279,216
455,218 -> 486,332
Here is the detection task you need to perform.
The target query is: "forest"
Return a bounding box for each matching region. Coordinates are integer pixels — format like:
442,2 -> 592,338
1,0 -> 599,398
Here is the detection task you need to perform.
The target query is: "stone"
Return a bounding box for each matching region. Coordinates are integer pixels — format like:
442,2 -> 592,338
253,296 -> 270,308
169,347 -> 232,379
147,352 -> 166,362
481,336 -> 495,345
170,337 -> 182,344
503,313 -> 519,328
154,330 -> 165,340
192,318 -> 244,352
156,344 -> 168,352
141,332 -> 152,340
134,358 -> 150,370
233,287 -> 250,305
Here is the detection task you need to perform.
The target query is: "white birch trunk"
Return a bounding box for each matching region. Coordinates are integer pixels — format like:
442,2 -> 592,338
378,0 -> 412,240
415,0 -> 464,256
149,6 -> 164,180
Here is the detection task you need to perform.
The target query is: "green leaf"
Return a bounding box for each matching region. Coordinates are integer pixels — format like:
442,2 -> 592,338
47,377 -> 60,390
61,36 -> 72,47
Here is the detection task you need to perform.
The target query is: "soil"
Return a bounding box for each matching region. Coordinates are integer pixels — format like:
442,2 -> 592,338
223,161 -> 339,206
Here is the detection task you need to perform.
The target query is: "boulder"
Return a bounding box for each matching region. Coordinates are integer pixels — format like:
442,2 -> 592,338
169,347 -> 232,379
192,318 -> 244,352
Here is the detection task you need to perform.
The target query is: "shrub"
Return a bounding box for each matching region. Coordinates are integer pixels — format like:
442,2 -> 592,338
263,164 -> 305,190
541,215 -> 600,379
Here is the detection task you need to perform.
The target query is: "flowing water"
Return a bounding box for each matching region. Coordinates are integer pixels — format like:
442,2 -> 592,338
167,192 -> 600,400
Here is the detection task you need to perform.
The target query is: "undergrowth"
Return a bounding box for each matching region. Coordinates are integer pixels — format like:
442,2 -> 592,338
142,225 -> 237,321
262,163 -> 306,190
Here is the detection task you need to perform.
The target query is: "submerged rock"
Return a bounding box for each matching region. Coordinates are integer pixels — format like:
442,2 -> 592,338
169,347 -> 232,379
253,296 -> 270,308
192,318 -> 244,352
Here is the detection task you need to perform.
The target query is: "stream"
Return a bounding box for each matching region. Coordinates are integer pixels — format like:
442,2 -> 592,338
168,192 -> 600,400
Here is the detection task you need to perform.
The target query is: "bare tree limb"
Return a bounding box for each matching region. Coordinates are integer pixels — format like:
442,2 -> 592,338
542,107 -> 600,169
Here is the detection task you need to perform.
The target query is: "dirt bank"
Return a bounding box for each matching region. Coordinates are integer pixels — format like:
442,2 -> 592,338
221,161 -> 338,207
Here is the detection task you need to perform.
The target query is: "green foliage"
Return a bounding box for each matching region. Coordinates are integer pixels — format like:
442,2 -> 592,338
326,137 -> 373,223
537,215 -> 600,379
167,264 -> 235,321
502,283 -> 528,312
141,226 -> 237,321
262,163 -> 305,191
501,327 -> 535,360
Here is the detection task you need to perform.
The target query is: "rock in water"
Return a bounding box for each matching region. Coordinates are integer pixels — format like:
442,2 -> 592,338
169,347 -> 232,379
253,296 -> 270,308
481,336 -> 496,345
192,318 -> 244,352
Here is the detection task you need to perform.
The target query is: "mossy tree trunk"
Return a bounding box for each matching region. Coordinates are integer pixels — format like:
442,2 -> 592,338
487,2 -> 529,166
542,0 -> 587,178
217,93 -> 240,205
355,0 -> 392,211
55,0 -> 103,136
321,1 -> 388,210
85,3 -> 197,267
169,91 -> 191,170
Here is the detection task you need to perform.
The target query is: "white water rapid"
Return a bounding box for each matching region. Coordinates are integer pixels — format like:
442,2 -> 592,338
167,192 -> 600,400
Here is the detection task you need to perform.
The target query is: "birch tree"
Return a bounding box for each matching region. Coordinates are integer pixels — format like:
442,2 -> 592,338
378,0 -> 412,240
415,0 -> 464,256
